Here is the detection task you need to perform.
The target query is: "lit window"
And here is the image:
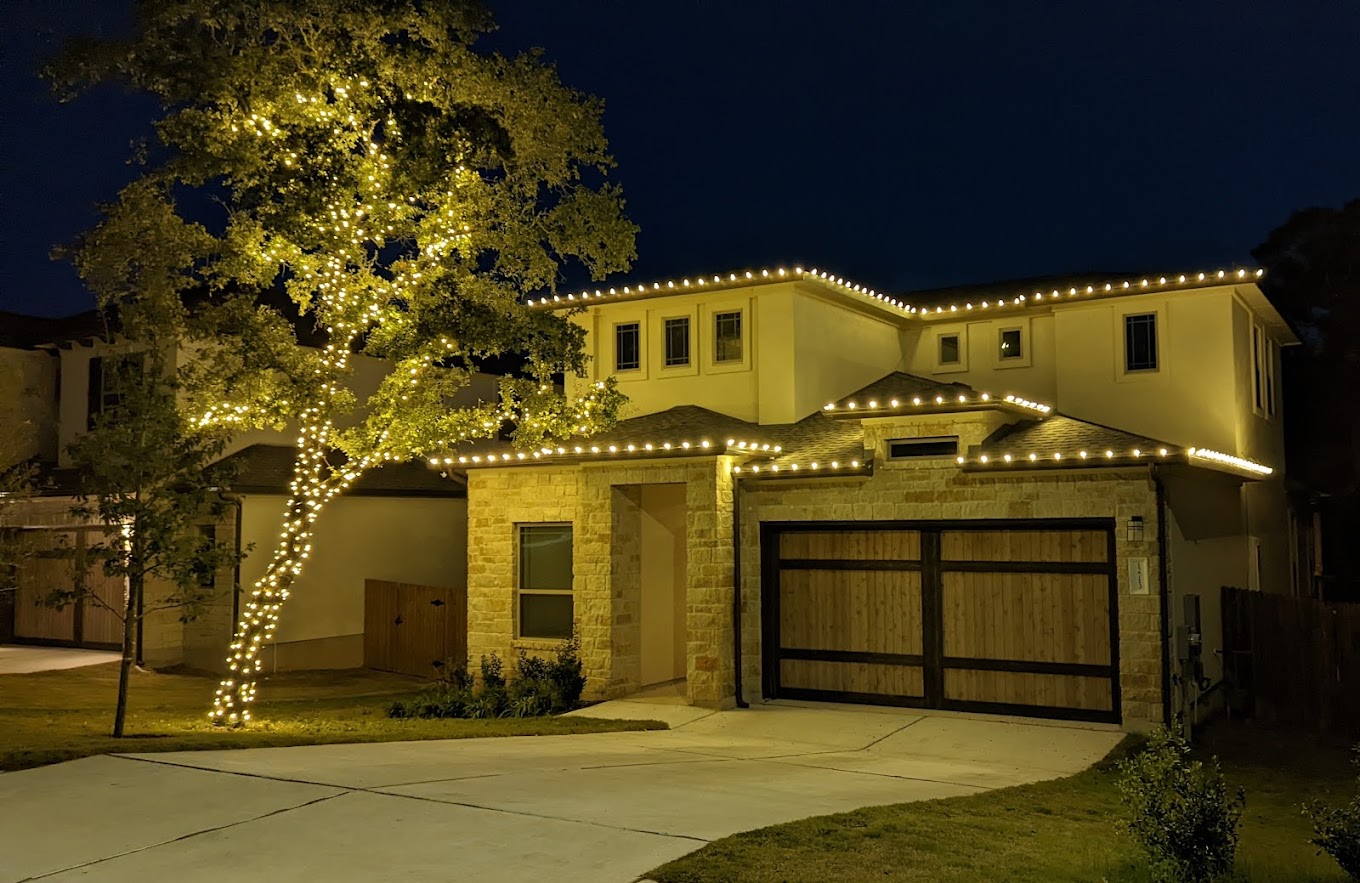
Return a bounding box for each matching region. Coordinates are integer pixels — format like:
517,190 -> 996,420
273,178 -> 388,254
518,525 -> 573,639
664,317 -> 690,367
615,322 -> 640,371
1124,314 -> 1158,372
888,437 -> 959,459
939,334 -> 961,365
998,328 -> 1023,360
714,311 -> 742,363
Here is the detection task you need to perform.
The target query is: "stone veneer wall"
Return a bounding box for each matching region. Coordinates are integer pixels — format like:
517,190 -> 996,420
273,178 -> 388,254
738,413 -> 1166,730
465,458 -> 736,706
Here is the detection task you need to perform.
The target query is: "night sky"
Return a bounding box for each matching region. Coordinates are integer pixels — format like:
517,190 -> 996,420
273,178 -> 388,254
4,1 -> 1359,317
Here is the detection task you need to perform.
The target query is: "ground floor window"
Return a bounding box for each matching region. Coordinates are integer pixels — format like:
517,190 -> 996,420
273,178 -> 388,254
518,524 -> 574,638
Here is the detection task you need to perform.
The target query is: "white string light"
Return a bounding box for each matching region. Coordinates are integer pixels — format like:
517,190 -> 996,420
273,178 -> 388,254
732,459 -> 865,475
524,265 -> 1265,319
1187,447 -> 1274,476
436,437 -> 783,467
822,391 -> 1052,415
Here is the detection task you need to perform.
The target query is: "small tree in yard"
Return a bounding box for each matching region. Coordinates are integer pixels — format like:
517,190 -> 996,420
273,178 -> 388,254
51,0 -> 637,726
1116,729 -> 1245,883
47,332 -> 243,739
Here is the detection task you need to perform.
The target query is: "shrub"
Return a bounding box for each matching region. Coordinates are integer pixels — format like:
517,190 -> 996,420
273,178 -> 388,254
546,630 -> 586,710
479,653 -> 505,690
1307,746 -> 1360,879
387,632 -> 587,720
1116,728 -> 1244,883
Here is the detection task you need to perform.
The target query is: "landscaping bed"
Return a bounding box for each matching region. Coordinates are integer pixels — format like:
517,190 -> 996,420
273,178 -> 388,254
650,726 -> 1354,883
0,661 -> 665,772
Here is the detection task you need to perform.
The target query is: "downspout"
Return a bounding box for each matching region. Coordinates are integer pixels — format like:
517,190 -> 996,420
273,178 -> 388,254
732,468 -> 748,708
1153,470 -> 1173,728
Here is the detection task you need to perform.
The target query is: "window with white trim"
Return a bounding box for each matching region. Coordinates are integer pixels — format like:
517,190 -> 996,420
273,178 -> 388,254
663,317 -> 690,367
518,525 -> 573,639
1253,324 -> 1277,418
714,311 -> 742,363
615,322 -> 640,372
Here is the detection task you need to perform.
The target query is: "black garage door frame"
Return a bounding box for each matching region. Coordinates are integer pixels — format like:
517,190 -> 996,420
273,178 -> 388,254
760,518 -> 1122,724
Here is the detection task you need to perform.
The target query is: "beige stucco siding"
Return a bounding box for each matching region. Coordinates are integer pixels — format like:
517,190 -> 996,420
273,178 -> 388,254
240,494 -> 467,670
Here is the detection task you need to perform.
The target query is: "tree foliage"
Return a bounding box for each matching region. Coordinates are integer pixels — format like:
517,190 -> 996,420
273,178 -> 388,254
1252,199 -> 1360,496
54,308 -> 243,738
51,0 -> 637,723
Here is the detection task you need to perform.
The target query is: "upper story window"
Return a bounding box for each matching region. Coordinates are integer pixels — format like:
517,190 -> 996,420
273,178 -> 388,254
888,437 -> 959,459
615,322 -> 640,372
664,317 -> 690,367
998,328 -> 1023,361
86,354 -> 141,430
939,334 -> 961,365
1253,324 -> 1277,418
1124,313 -> 1158,372
714,311 -> 742,363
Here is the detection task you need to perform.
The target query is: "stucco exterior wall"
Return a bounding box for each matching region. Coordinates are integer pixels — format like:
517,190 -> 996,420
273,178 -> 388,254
239,493 -> 467,671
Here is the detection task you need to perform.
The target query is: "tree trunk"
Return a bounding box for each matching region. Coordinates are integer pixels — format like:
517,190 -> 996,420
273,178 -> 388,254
113,571 -> 140,738
211,418 -> 367,725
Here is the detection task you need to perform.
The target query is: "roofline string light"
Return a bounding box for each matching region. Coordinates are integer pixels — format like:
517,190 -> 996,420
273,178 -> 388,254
1187,447 -> 1274,476
525,266 -> 1265,319
823,391 -> 1052,415
433,437 -> 782,467
732,459 -> 866,476
954,445 -> 1272,477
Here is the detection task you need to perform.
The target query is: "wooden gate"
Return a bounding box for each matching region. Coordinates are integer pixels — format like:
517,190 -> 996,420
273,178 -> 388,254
762,520 -> 1119,723
364,579 -> 467,678
12,527 -> 125,649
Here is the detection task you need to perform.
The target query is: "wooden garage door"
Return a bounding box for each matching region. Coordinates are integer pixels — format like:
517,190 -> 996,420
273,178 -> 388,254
762,520 -> 1119,723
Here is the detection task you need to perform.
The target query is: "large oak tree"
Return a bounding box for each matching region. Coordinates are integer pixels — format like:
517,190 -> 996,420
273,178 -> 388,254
53,0 -> 636,724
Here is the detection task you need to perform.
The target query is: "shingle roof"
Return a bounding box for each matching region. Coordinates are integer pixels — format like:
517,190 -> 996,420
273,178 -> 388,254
829,372 -> 973,409
977,415 -> 1167,459
221,445 -> 463,497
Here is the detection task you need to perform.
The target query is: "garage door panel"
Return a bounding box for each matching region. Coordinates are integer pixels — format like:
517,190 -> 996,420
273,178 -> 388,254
781,658 -> 925,699
944,670 -> 1113,712
941,572 -> 1111,665
780,530 -> 921,561
766,521 -> 1119,724
941,529 -> 1108,563
779,570 -> 923,655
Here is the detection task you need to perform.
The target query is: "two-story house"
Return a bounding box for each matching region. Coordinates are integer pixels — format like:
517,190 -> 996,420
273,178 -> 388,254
445,265 -> 1296,732
1,312 -> 485,672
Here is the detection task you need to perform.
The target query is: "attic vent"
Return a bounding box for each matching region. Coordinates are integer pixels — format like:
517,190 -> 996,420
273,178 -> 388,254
888,437 -> 959,459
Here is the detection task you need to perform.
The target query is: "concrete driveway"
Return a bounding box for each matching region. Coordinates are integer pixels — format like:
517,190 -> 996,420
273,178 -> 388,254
1,699 -> 1122,883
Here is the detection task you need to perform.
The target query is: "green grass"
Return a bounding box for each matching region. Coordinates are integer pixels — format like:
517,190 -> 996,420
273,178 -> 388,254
651,727 -> 1355,883
0,662 -> 665,772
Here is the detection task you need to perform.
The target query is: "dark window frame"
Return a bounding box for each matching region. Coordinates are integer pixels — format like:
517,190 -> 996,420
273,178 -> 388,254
663,317 -> 691,367
714,311 -> 743,363
1123,313 -> 1159,373
998,327 -> 1023,361
938,334 -> 961,366
888,437 -> 960,460
615,322 -> 641,372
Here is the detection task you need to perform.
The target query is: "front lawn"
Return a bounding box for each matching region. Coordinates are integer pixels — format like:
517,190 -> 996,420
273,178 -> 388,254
0,662 -> 665,772
651,726 -> 1354,883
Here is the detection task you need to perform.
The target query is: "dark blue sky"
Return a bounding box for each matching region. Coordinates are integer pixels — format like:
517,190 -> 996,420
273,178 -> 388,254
4,1 -> 1359,317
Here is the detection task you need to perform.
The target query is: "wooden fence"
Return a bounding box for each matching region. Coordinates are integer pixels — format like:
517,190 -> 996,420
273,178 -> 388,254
1221,586 -> 1360,736
363,579 -> 467,679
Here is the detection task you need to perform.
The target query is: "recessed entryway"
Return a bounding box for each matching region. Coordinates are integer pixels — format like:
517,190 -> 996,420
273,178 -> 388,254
610,483 -> 688,693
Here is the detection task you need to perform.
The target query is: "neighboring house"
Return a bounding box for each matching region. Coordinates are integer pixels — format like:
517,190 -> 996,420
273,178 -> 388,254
445,265 -> 1297,731
0,312 -> 483,672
